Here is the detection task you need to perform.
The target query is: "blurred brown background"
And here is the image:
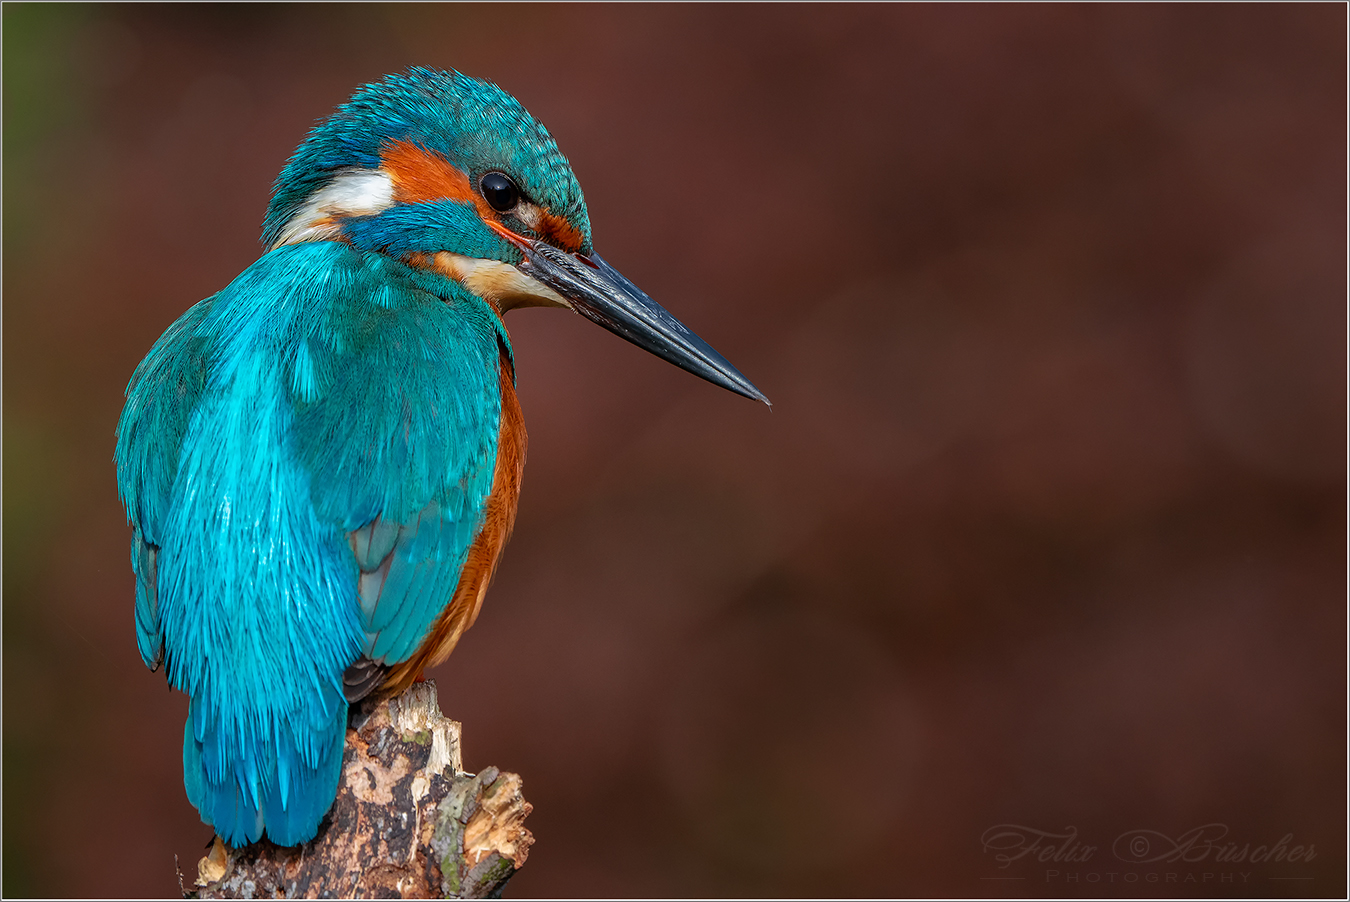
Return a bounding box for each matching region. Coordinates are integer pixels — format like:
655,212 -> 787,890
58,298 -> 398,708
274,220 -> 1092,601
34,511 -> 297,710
3,4 -> 1345,898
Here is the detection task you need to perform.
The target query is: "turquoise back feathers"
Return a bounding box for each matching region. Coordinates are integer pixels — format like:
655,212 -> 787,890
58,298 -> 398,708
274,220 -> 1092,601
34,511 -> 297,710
117,239 -> 508,845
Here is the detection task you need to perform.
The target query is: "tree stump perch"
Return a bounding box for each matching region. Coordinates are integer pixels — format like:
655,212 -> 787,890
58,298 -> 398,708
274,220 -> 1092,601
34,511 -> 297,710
189,680 -> 533,899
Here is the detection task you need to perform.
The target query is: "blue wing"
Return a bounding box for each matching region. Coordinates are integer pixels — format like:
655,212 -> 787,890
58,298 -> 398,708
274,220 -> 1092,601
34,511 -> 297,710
115,241 -> 505,846
116,295 -> 213,672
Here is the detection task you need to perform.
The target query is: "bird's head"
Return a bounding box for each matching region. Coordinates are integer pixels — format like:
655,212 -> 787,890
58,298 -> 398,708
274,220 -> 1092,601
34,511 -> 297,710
263,67 -> 767,404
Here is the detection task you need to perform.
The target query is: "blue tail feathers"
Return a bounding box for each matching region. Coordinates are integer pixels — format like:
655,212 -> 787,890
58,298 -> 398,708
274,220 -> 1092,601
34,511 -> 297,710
183,691 -> 349,847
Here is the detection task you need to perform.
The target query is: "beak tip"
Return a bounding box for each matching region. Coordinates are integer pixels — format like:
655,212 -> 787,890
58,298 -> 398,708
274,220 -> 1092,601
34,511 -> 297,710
717,372 -> 770,407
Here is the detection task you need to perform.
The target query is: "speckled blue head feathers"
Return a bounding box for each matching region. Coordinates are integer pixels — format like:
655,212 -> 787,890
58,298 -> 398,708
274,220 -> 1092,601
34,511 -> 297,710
262,67 -> 591,254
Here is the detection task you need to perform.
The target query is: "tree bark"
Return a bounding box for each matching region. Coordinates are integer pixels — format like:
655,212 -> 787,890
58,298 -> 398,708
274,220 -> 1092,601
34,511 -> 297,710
188,680 -> 533,899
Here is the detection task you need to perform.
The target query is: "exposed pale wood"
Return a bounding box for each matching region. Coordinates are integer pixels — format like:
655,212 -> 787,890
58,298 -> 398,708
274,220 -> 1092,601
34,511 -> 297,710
190,680 -> 533,899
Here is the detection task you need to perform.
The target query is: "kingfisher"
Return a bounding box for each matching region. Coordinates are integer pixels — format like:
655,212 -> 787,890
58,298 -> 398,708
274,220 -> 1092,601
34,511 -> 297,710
115,68 -> 766,848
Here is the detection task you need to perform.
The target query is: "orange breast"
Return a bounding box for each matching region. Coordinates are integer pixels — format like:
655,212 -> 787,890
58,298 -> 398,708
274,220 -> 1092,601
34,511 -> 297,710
381,350 -> 526,693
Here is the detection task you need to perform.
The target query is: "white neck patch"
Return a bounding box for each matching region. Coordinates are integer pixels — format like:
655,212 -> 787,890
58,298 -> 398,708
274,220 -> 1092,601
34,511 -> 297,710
270,168 -> 395,249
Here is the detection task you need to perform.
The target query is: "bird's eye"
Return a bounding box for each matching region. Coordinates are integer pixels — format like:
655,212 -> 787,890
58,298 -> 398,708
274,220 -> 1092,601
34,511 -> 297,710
480,172 -> 520,213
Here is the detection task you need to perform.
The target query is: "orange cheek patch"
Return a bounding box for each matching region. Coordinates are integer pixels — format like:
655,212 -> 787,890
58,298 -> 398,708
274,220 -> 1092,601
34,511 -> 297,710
535,211 -> 585,253
380,140 -> 496,221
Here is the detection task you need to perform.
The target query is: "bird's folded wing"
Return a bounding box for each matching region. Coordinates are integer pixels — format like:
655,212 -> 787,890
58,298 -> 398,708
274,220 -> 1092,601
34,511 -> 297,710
115,295 -> 216,671
284,245 -> 509,675
116,242 -> 508,692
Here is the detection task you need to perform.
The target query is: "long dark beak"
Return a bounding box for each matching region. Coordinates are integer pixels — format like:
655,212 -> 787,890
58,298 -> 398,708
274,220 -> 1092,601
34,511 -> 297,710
517,241 -> 770,405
